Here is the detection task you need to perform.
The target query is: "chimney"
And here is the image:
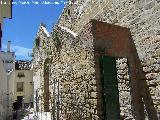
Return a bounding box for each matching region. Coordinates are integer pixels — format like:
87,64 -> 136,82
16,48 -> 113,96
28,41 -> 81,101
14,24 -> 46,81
7,41 -> 11,52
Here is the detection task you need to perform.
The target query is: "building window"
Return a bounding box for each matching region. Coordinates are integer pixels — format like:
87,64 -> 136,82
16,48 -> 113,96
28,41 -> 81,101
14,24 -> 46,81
17,82 -> 24,92
17,72 -> 25,78
5,60 -> 14,63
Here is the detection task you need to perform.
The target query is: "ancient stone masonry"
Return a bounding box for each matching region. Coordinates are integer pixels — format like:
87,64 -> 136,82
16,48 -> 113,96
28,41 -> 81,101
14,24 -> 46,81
116,58 -> 133,119
32,22 -> 99,119
50,28 -> 97,120
32,24 -> 51,112
57,0 -> 160,119
32,0 -> 160,120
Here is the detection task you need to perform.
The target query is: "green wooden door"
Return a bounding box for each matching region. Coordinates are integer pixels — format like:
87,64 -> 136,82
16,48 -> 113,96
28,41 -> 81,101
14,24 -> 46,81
101,56 -> 120,120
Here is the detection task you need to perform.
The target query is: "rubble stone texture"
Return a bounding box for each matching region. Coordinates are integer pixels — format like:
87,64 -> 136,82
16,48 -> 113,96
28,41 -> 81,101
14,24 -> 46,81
116,58 -> 133,119
32,0 -> 160,120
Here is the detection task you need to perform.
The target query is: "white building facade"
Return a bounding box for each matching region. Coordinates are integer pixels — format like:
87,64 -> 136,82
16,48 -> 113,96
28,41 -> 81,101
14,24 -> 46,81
0,41 -> 15,119
0,0 -> 13,119
14,61 -> 34,109
0,41 -> 15,72
0,55 -> 8,119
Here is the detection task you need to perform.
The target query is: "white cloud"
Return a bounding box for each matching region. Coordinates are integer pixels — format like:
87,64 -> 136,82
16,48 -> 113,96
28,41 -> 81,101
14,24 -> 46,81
2,44 -> 32,60
12,46 -> 32,59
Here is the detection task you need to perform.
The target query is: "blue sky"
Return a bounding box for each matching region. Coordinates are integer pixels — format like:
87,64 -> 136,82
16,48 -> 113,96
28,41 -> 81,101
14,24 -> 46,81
2,0 -> 67,60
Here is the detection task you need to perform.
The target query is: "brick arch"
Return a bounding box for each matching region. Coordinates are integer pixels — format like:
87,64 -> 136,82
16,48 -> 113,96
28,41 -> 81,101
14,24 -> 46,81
81,20 -> 158,120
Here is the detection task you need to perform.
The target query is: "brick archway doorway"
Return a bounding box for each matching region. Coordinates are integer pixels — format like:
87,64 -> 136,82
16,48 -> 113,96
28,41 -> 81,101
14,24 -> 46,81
90,20 -> 158,120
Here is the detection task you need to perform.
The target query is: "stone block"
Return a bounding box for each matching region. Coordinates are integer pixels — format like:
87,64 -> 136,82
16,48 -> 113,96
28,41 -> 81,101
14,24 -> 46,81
145,1 -> 155,10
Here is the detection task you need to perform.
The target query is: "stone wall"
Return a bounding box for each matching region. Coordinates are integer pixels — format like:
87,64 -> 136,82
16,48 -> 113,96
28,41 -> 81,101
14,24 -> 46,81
116,58 -> 133,119
32,24 -> 51,112
98,0 -> 160,116
32,0 -> 160,119
57,0 -> 160,117
32,23 -> 99,119
50,30 -> 97,119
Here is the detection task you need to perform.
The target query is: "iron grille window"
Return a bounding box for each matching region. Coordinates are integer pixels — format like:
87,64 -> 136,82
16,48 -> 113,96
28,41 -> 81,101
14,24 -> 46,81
17,82 -> 24,92
17,72 -> 25,77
